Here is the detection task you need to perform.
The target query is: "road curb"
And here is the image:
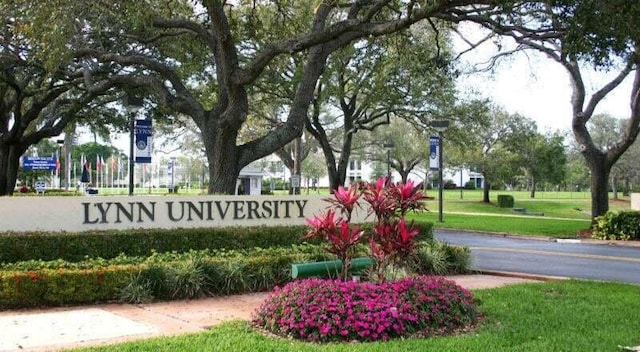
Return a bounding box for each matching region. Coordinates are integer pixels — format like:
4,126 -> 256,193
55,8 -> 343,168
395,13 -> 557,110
435,228 -> 640,248
555,239 -> 582,244
435,228 -> 556,242
474,270 -> 568,282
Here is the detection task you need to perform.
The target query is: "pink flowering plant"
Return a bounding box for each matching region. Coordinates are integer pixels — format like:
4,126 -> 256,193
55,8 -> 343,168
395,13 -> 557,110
251,276 -> 480,342
253,178 -> 480,343
305,177 -> 427,283
304,186 -> 364,281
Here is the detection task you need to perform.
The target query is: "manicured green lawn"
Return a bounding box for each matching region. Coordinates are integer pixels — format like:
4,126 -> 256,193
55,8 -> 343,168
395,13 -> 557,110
76,280 -> 640,352
413,192 -> 632,237
408,212 -> 591,238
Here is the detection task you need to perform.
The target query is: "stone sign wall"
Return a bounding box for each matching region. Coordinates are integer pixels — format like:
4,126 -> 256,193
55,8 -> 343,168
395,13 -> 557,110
0,195 -> 369,232
632,193 -> 640,211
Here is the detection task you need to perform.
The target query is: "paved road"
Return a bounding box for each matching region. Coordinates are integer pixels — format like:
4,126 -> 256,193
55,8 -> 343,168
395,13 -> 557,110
435,231 -> 640,284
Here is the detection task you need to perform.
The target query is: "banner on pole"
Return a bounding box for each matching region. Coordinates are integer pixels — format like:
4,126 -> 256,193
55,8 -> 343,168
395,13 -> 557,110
135,119 -> 152,163
429,136 -> 439,171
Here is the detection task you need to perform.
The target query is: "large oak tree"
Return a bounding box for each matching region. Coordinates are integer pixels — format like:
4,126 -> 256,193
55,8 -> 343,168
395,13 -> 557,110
10,0 -> 498,195
441,1 -> 640,218
0,11 -> 121,195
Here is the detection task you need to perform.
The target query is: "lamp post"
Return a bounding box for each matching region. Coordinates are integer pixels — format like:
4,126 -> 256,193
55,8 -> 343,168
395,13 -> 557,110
125,95 -> 143,196
431,120 -> 449,222
383,141 -> 394,184
56,139 -> 64,189
460,167 -> 464,200
170,157 -> 176,193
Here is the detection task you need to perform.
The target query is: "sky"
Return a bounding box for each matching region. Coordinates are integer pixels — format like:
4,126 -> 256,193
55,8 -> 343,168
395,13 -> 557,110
453,24 -> 634,134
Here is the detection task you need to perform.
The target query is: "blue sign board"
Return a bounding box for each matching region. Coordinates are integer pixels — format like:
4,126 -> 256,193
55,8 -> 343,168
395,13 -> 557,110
22,156 -> 56,171
135,119 -> 152,163
429,136 -> 439,171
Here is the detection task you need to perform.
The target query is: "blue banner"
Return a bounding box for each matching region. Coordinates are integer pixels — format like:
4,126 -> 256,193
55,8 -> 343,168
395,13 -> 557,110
22,156 -> 56,171
135,119 -> 152,163
429,136 -> 439,170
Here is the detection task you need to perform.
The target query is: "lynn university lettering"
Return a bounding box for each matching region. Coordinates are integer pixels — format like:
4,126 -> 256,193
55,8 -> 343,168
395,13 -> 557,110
82,199 -> 308,224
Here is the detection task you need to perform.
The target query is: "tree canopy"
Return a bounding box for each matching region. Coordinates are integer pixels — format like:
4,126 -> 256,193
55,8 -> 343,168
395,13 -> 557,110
441,0 -> 640,218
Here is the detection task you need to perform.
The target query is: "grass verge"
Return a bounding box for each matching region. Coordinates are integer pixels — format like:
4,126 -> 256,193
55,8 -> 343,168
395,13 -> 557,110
408,212 -> 591,238
76,280 -> 640,352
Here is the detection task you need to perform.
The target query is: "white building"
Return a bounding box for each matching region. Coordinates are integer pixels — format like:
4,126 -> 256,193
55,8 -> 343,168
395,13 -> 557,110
259,154 -> 484,191
237,163 -> 263,195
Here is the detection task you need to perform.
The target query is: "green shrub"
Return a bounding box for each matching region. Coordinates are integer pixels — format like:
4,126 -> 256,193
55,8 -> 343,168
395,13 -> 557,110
119,271 -> 155,303
0,266 -> 135,309
0,223 -> 433,264
443,245 -> 472,274
0,220 -> 436,308
592,211 -> 640,240
0,245 -> 331,308
411,241 -> 449,275
410,241 -> 471,275
0,226 -> 318,263
166,257 -> 211,299
497,194 -> 514,208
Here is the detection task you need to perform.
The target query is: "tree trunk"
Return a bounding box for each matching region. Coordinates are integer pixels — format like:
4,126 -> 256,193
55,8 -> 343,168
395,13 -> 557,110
529,176 -> 536,199
202,120 -> 241,195
586,154 -> 610,220
326,157 -> 348,192
623,176 -> 630,197
611,174 -> 619,200
399,170 -> 410,184
0,143 -> 26,196
482,176 -> 490,203
289,136 -> 303,194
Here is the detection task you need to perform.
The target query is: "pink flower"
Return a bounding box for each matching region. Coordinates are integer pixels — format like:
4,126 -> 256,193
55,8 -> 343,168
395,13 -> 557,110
327,185 -> 361,218
396,218 -> 419,247
304,210 -> 337,240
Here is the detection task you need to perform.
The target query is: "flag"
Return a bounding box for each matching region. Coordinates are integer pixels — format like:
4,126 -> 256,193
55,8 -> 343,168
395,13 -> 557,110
96,155 -> 103,172
80,160 -> 90,183
429,136 -> 439,171
56,153 -> 60,172
110,156 -> 116,171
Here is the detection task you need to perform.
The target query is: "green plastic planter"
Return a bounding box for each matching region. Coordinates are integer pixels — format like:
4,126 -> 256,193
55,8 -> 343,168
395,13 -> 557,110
291,257 -> 373,279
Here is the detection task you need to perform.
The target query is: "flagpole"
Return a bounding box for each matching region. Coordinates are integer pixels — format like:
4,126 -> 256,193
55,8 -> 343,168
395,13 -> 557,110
55,152 -> 59,188
66,151 -> 71,191
96,155 -> 99,189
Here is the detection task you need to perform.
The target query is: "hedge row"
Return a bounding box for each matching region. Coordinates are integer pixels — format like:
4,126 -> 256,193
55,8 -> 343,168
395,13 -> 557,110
0,239 -> 467,309
0,222 -> 433,263
592,211 -> 640,240
0,252 -> 326,309
497,194 -> 514,208
0,265 -> 136,308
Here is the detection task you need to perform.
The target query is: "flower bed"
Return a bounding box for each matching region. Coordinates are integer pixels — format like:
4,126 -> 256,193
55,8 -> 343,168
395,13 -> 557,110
252,275 -> 480,342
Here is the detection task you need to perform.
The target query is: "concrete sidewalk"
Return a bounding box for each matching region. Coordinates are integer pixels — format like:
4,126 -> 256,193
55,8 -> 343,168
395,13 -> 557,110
0,274 -> 541,352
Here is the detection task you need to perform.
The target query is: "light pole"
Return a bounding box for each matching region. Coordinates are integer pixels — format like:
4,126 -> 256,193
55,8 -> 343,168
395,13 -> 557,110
56,139 -> 64,189
460,167 -> 464,200
383,141 -> 394,185
125,95 -> 143,196
170,157 -> 176,193
431,120 -> 449,222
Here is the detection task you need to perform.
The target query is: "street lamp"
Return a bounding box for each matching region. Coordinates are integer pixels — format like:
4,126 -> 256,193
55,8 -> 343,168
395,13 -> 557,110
431,120 -> 449,222
383,141 -> 394,185
125,94 -> 143,196
56,139 -> 64,189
